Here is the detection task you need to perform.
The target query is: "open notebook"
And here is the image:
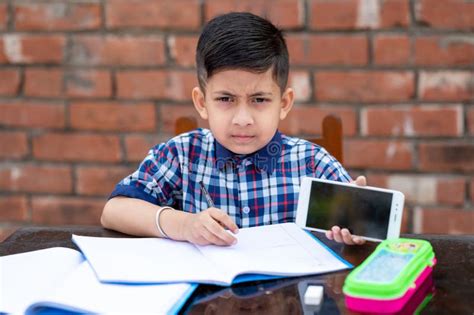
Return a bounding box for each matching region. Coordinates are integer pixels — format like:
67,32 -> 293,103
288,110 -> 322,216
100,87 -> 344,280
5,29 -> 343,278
73,223 -> 352,286
0,248 -> 196,314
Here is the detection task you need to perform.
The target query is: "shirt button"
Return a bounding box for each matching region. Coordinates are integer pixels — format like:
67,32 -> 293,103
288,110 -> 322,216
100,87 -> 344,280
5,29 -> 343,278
242,206 -> 250,214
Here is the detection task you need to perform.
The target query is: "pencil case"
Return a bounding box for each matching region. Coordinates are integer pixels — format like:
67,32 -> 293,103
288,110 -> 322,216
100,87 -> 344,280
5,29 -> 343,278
343,238 -> 436,314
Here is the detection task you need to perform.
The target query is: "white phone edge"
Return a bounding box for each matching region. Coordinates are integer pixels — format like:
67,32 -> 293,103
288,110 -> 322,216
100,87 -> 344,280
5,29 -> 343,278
295,177 -> 405,242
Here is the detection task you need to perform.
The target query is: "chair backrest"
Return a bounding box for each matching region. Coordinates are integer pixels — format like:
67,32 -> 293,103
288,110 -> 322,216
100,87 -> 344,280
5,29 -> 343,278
174,114 -> 343,163
306,114 -> 343,163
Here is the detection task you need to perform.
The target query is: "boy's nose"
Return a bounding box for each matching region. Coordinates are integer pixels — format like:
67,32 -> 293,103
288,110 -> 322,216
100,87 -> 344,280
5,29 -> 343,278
232,105 -> 254,126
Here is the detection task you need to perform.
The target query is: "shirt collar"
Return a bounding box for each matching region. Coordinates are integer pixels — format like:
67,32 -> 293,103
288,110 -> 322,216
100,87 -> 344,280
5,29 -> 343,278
215,131 -> 282,174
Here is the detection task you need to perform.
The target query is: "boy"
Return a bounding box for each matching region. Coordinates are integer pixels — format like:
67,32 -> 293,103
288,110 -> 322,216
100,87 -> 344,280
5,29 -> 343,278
101,12 -> 366,246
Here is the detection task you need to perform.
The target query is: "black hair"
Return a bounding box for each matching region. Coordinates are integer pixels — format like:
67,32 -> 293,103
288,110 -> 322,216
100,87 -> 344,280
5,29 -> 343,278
196,12 -> 289,94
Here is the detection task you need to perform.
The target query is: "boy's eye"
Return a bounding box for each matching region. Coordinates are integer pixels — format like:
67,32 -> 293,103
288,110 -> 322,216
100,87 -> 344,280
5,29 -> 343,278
215,96 -> 233,103
253,97 -> 270,104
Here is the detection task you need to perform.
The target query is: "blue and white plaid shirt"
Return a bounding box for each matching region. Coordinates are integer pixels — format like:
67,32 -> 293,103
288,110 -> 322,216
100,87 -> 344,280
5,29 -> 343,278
110,128 -> 351,228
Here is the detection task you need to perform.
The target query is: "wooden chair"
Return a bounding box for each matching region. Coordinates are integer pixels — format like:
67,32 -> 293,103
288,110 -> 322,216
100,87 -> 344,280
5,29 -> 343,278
175,114 -> 343,163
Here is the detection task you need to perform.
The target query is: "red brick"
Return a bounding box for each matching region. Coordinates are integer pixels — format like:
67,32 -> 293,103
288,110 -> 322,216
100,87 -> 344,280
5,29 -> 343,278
363,105 -> 462,137
31,197 -> 103,225
374,35 -> 411,65
310,0 -> 358,30
159,105 -> 208,134
168,35 -> 198,67
76,166 -> 133,196
24,68 -> 63,97
0,131 -> 28,159
205,0 -> 304,29
288,71 -> 311,102
0,69 -> 20,96
416,208 -> 474,234
287,35 -> 368,66
419,143 -> 474,172
468,107 -> 474,135
33,133 -> 121,162
345,139 -> 413,170
437,178 -> 466,206
415,36 -> 474,66
280,106 -> 357,136
70,102 -> 156,132
0,196 -> 28,221
419,71 -> 474,101
106,0 -> 200,30
310,0 -> 409,30
315,71 -> 414,102
65,70 -> 112,98
116,70 -> 196,101
0,101 -> 65,129
0,35 -> 65,64
386,175 -> 465,206
380,0 -> 410,28
415,0 -> 474,30
14,3 -> 101,31
0,3 -> 7,30
70,35 -> 165,66
386,175 -> 436,204
0,165 -> 72,193
125,134 -> 170,162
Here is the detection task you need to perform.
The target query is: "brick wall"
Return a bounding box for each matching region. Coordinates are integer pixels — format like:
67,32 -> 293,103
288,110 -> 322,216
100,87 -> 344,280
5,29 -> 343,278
0,0 -> 473,240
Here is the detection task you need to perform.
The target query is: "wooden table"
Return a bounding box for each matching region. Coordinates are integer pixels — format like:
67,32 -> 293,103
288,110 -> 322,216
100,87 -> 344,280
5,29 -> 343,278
1,226 -> 473,314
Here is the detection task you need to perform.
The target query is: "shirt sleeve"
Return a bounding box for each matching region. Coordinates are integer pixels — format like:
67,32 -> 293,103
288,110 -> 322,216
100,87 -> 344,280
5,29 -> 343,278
109,140 -> 182,206
309,146 -> 352,183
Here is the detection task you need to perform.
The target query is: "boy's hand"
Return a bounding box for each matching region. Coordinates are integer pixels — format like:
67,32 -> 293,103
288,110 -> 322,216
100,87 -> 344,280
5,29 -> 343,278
182,208 -> 239,246
325,176 -> 367,245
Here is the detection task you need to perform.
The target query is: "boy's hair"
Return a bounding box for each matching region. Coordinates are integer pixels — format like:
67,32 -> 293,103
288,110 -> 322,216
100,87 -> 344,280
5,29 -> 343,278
196,12 -> 289,94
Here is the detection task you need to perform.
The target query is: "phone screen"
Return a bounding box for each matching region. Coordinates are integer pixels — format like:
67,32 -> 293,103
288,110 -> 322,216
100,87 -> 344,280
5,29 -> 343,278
306,181 -> 393,239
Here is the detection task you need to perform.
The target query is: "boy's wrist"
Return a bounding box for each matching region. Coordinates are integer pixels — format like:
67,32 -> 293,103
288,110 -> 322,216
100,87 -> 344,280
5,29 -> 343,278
159,207 -> 190,242
178,211 -> 193,242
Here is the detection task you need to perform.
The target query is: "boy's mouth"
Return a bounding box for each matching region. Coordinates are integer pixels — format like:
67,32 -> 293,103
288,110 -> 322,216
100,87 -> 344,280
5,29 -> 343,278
231,135 -> 255,143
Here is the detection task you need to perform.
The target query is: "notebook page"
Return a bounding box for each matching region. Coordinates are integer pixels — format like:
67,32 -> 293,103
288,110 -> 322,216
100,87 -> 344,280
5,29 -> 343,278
0,247 -> 83,314
196,223 -> 350,280
27,261 -> 195,314
72,235 -> 226,284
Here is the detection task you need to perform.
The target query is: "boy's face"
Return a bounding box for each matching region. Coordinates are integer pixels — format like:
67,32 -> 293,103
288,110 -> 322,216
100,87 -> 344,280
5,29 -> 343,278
192,68 -> 294,155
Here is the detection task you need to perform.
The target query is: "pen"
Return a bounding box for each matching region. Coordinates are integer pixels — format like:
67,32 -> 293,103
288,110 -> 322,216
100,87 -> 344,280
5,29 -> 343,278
199,181 -> 215,208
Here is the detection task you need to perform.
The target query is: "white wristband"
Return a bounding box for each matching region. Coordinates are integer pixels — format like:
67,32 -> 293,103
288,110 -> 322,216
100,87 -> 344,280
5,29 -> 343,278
155,206 -> 173,239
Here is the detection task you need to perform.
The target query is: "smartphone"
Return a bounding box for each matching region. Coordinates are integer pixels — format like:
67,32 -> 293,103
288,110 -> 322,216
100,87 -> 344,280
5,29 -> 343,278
296,177 -> 405,242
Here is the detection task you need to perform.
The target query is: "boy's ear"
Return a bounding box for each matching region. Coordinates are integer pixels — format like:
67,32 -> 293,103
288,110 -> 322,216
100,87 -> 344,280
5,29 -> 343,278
279,87 -> 294,120
192,87 -> 208,120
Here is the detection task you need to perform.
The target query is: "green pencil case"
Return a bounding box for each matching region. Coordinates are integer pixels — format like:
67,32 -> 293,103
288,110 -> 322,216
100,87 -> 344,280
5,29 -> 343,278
343,238 -> 436,313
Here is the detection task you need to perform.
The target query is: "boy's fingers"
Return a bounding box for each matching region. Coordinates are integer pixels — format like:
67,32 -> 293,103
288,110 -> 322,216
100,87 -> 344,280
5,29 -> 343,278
352,175 -> 367,186
205,217 -> 237,246
341,228 -> 355,245
325,230 -> 334,240
194,236 -> 210,246
353,236 -> 366,245
210,209 -> 239,234
201,226 -> 227,246
331,226 -> 343,243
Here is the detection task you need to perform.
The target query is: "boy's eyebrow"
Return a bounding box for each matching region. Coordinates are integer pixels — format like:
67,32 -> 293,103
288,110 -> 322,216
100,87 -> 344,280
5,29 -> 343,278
212,91 -> 273,97
213,91 -> 236,96
248,92 -> 273,97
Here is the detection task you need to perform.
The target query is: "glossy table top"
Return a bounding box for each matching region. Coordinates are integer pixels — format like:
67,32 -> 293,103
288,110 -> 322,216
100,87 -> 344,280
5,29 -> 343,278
1,226 -> 473,314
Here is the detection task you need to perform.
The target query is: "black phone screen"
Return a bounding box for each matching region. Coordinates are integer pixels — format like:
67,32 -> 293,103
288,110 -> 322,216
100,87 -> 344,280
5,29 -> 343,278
306,181 -> 393,239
